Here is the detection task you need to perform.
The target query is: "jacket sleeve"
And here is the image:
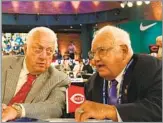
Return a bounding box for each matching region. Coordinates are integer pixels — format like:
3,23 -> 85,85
22,75 -> 70,119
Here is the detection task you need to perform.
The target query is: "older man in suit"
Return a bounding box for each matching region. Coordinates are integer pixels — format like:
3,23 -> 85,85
2,27 -> 70,122
75,25 -> 162,122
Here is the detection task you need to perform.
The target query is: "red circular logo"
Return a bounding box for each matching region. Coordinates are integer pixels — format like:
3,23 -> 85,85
70,93 -> 85,104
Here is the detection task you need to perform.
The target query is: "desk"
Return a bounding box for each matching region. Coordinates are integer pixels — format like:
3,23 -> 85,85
44,118 -> 112,122
9,118 -> 112,122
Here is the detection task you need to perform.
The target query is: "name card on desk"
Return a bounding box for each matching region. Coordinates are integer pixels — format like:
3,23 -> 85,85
70,78 -> 84,83
66,85 -> 85,113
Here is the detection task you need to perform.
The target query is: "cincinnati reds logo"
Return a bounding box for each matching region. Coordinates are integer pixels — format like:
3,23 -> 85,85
70,93 -> 85,104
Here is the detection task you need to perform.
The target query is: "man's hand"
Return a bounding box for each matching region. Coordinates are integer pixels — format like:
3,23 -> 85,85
2,104 -> 7,111
2,106 -> 18,122
75,100 -> 118,122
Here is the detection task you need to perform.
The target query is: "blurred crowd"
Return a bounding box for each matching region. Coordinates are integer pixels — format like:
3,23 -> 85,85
51,54 -> 96,78
2,33 -> 26,55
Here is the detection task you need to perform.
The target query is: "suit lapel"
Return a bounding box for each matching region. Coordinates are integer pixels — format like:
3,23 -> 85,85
93,73 -> 104,103
3,57 -> 24,105
122,54 -> 137,103
25,71 -> 49,102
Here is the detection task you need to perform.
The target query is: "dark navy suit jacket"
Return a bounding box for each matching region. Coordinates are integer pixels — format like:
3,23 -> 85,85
84,54 -> 162,121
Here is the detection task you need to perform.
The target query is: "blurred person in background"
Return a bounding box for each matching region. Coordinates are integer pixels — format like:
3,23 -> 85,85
82,59 -> 93,74
68,41 -> 76,59
56,50 -> 62,61
15,33 -> 24,46
68,59 -> 75,71
75,25 -> 162,122
4,42 -> 12,55
2,27 -> 70,122
156,35 -> 162,60
63,58 -> 71,72
12,42 -> 20,55
73,59 -> 84,78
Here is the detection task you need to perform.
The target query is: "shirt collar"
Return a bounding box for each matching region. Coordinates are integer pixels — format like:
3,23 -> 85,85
115,66 -> 126,83
115,55 -> 134,83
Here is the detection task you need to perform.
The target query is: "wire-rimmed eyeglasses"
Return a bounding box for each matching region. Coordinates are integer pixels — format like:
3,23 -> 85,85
88,47 -> 114,60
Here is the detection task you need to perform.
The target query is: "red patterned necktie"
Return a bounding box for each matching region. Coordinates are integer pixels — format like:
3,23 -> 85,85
8,74 -> 36,106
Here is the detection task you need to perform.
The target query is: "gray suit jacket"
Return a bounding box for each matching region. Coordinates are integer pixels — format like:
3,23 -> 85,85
2,55 -> 70,119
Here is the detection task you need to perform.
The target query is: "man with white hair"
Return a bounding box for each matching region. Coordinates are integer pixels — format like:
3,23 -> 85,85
75,25 -> 162,122
2,27 -> 70,121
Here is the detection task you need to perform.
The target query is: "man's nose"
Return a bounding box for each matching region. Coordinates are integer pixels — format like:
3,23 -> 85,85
39,50 -> 47,59
93,52 -> 100,61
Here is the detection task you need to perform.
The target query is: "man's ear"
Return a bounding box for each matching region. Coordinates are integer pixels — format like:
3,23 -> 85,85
24,44 -> 27,54
120,44 -> 128,60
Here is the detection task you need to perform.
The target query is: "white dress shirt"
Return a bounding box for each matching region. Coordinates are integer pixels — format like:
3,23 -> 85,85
14,60 -> 29,95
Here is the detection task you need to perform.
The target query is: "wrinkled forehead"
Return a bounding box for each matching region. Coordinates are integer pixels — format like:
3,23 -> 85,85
30,30 -> 54,40
91,31 -> 115,50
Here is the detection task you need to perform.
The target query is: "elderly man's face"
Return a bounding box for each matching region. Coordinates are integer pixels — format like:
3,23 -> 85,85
91,32 -> 125,80
25,32 -> 55,74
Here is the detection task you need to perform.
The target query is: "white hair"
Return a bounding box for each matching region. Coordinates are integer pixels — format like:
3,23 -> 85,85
26,26 -> 58,51
93,25 -> 133,54
156,35 -> 162,42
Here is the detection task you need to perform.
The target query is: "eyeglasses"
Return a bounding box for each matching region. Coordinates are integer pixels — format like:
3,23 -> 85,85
88,47 -> 114,60
32,46 -> 54,56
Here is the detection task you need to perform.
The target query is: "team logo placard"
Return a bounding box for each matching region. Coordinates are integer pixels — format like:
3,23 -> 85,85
66,85 -> 85,113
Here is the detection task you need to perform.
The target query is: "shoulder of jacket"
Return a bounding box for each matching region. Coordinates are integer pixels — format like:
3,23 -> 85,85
3,55 -> 24,61
48,66 -> 69,80
3,55 -> 19,63
86,72 -> 99,85
136,54 -> 161,68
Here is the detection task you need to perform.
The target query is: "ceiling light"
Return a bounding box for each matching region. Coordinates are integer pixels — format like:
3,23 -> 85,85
144,1 -> 150,4
71,1 -> 80,10
127,2 -> 133,7
137,1 -> 143,6
120,3 -> 125,8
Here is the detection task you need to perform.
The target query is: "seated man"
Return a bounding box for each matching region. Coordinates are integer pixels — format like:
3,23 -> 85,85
82,59 -> 93,74
2,27 -> 70,122
75,25 -> 162,122
73,59 -> 83,78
